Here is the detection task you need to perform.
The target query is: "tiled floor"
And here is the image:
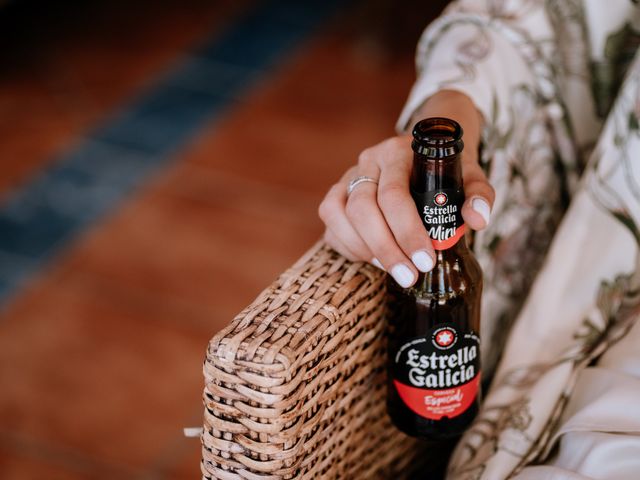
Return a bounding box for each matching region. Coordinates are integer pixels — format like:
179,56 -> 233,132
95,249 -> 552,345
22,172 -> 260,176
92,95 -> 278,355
0,0 -> 446,477
0,0 -> 254,197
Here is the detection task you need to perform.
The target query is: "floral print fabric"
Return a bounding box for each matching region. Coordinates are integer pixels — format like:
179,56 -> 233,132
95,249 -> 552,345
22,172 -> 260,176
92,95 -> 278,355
397,1 -> 640,478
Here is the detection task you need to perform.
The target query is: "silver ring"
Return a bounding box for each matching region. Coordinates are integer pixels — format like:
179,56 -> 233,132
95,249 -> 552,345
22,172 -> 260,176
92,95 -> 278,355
347,176 -> 379,195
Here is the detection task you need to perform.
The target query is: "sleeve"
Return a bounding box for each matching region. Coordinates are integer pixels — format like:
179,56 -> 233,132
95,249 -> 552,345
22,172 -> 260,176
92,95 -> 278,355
396,1 -> 587,384
396,0 -> 557,136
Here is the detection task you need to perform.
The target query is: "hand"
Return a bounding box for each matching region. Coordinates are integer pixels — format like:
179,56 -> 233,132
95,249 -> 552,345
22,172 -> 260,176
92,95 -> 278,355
318,90 -> 495,288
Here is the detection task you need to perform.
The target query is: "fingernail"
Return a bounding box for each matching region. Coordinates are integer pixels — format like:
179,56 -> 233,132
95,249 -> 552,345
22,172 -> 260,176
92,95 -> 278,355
411,250 -> 434,272
472,197 -> 491,226
390,264 -> 415,288
371,258 -> 385,270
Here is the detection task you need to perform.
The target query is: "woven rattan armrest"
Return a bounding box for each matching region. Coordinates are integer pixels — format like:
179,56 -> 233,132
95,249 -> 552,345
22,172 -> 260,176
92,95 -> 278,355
201,241 -> 426,479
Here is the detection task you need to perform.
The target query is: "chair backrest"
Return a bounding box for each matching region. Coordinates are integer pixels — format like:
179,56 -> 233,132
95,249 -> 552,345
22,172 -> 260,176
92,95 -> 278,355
201,241 -> 427,478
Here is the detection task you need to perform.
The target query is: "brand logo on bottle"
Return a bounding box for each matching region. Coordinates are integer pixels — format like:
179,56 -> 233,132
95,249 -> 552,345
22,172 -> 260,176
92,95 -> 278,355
392,326 -> 480,420
434,192 -> 448,206
433,326 -> 456,349
414,188 -> 465,250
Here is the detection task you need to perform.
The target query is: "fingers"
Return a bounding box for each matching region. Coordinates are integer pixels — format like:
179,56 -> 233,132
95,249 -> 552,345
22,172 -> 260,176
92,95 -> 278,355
318,137 -> 440,288
319,132 -> 497,290
323,228 -> 359,262
461,159 -> 495,230
318,174 -> 374,262
345,158 -> 419,288
376,138 -> 435,271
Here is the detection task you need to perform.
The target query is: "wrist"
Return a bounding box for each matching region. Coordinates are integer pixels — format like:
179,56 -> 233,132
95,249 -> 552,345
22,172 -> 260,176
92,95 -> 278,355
411,90 -> 482,161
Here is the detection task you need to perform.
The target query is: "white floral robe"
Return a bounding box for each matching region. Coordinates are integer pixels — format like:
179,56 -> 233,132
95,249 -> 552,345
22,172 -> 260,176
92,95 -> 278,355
397,1 -> 640,478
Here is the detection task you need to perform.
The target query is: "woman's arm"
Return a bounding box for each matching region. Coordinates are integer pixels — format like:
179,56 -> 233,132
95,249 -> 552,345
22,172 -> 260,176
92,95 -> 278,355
319,0 -> 557,288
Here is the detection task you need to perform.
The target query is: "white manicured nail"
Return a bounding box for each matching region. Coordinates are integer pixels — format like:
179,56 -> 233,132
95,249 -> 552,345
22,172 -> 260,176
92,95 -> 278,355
371,258 -> 385,270
472,198 -> 491,226
411,250 -> 434,272
390,264 -> 415,288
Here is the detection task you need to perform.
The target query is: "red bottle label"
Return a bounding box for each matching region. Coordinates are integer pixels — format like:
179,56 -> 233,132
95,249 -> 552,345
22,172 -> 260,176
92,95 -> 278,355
391,326 -> 480,420
413,188 -> 465,250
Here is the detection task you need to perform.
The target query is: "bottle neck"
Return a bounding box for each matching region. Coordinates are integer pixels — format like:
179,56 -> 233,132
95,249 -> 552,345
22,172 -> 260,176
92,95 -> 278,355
411,151 -> 468,255
410,152 -> 462,191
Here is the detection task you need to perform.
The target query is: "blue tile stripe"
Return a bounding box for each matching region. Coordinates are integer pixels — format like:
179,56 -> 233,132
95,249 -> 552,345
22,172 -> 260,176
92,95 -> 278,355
0,0 -> 347,303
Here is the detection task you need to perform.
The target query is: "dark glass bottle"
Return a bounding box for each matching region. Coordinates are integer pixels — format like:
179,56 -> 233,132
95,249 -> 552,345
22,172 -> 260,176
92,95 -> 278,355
386,117 -> 483,440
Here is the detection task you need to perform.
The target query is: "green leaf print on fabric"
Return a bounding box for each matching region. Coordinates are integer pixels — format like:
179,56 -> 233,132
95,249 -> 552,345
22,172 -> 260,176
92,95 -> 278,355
591,23 -> 640,117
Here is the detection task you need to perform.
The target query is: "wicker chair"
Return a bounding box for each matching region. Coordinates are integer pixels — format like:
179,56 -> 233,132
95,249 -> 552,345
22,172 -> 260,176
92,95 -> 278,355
201,241 -> 452,479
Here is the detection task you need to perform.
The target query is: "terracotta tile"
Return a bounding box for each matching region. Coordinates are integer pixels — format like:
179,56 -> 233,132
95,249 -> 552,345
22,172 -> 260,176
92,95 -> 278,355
0,447 -> 86,480
183,34 -> 415,195
61,163 -> 322,327
54,1 -> 245,111
0,137 -> 73,203
153,162 -> 324,230
0,0 -> 254,196
0,270 -> 210,471
157,441 -> 202,479
0,434 -> 133,479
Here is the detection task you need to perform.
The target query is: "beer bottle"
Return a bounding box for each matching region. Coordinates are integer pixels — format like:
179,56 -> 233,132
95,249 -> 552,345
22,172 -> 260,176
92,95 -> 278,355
386,117 -> 482,440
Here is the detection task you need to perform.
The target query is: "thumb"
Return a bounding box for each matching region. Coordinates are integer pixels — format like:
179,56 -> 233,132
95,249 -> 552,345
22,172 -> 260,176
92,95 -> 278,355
461,165 -> 495,231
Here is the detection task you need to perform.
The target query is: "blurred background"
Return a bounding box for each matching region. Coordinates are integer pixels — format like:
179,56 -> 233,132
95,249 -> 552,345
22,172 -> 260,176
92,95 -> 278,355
0,0 -> 447,477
